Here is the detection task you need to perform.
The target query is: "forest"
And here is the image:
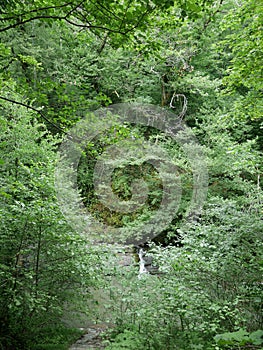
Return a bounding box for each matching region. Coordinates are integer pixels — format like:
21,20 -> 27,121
0,0 -> 262,349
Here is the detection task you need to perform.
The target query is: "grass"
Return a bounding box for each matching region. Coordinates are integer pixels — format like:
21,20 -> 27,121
30,325 -> 84,350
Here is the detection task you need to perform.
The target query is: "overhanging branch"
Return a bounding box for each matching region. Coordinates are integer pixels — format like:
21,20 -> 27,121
0,96 -> 66,134
0,1 -> 156,36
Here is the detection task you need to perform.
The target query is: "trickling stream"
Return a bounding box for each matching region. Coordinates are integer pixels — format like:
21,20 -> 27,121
138,248 -> 148,276
68,246 -> 159,349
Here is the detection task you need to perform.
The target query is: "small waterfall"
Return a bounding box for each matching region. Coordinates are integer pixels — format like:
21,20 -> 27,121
138,248 -> 148,277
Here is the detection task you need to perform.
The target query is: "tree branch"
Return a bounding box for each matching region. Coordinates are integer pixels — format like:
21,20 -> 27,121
64,18 -> 128,34
0,15 -> 67,32
0,13 -> 134,35
0,1 -> 74,21
118,0 -> 133,31
0,96 -> 66,134
0,1 -> 155,35
89,0 -> 123,22
203,0 -> 224,30
65,0 -> 86,18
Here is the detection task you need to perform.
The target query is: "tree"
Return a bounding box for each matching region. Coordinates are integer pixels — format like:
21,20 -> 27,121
220,0 -> 263,122
0,92 -> 101,349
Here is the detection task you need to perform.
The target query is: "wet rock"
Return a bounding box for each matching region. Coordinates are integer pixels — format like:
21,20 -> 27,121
143,255 -> 153,266
118,252 -> 135,266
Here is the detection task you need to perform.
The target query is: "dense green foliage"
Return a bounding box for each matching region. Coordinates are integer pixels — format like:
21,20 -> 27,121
0,97 -> 103,349
0,0 -> 262,349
